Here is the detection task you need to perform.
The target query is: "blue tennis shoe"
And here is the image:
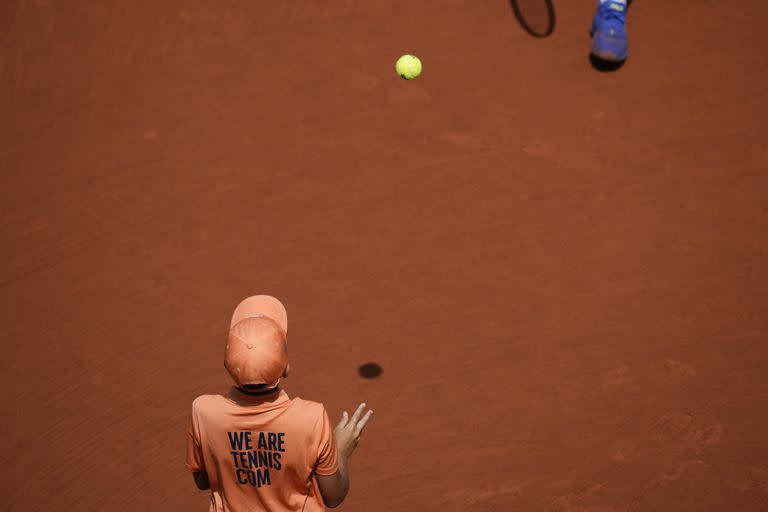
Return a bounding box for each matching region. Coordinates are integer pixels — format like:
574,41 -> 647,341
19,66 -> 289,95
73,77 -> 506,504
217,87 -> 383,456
590,0 -> 629,62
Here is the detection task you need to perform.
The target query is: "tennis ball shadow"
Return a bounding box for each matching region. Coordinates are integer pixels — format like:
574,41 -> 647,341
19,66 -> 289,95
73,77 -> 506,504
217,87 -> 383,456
358,363 -> 383,379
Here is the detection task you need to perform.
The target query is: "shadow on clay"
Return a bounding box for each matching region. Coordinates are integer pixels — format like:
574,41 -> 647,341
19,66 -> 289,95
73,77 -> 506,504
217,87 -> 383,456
508,0 -> 556,38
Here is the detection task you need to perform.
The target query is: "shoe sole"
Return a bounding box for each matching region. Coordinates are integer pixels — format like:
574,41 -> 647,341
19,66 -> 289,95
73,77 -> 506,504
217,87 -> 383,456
591,49 -> 626,63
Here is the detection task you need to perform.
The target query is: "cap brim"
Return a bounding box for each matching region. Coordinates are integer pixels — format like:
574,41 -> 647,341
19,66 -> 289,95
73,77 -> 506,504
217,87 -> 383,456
230,295 -> 288,333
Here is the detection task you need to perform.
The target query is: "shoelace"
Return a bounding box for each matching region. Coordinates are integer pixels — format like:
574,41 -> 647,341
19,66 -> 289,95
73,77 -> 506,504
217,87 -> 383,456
599,2 -> 626,26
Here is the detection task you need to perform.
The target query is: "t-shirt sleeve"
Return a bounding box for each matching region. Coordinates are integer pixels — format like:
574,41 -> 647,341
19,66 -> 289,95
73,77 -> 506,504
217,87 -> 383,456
313,406 -> 340,476
185,403 -> 206,473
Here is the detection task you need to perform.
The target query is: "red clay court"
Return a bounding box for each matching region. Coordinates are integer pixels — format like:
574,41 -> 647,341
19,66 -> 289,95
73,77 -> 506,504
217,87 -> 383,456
1,1 -> 767,510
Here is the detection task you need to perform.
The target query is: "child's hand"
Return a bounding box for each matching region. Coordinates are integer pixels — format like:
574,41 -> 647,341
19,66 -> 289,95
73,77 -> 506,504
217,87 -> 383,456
334,403 -> 373,460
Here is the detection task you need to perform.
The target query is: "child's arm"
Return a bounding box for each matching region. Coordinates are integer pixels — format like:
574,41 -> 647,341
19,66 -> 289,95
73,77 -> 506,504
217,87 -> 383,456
316,465 -> 349,508
317,403 -> 373,508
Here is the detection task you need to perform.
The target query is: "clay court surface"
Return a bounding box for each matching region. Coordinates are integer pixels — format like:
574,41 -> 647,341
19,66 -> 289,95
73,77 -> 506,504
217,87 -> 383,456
2,1 -> 767,510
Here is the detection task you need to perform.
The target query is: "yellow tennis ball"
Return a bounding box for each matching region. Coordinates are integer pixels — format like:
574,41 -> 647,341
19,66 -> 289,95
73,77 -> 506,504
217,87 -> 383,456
395,54 -> 422,80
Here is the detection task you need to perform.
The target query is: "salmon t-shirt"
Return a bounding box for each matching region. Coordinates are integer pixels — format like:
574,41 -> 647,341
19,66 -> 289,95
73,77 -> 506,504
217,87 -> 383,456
186,388 -> 339,512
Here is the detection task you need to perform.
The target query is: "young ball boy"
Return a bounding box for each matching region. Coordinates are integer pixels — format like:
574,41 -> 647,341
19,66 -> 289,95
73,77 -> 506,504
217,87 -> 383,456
186,295 -> 373,510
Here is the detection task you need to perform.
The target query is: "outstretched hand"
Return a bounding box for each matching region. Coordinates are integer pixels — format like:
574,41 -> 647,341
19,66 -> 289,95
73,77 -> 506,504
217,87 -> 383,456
334,403 -> 373,460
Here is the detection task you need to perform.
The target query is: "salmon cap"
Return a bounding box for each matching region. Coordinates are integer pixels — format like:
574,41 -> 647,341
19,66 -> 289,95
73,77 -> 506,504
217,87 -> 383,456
225,295 -> 288,389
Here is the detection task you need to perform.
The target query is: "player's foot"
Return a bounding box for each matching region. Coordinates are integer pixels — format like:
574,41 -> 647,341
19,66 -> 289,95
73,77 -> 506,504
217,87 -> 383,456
590,0 -> 629,63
